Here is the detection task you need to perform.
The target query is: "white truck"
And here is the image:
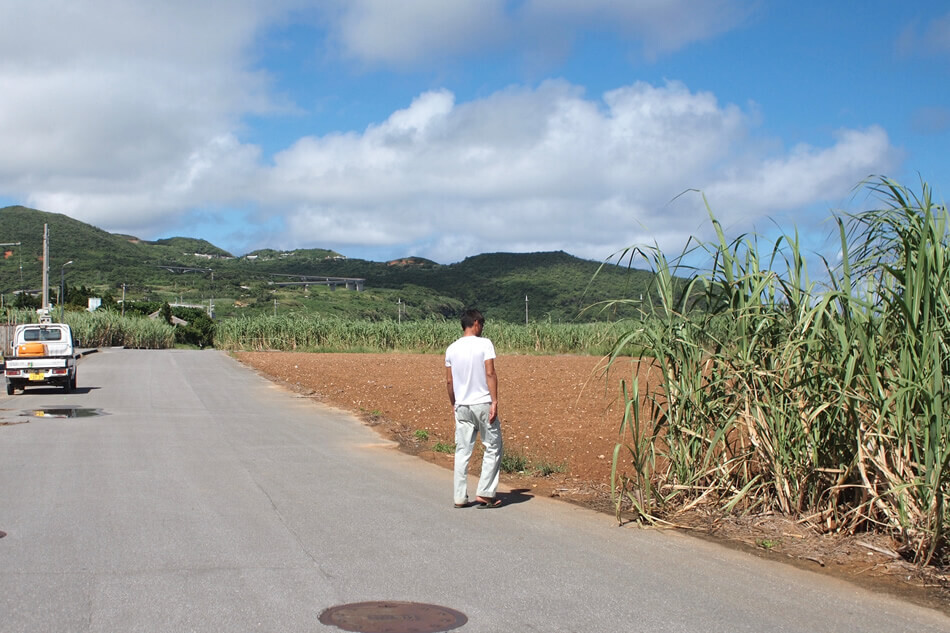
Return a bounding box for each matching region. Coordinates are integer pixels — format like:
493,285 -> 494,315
4,321 -> 78,395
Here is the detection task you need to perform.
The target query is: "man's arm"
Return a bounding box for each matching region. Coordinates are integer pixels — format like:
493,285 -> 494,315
485,358 -> 498,421
445,366 -> 456,407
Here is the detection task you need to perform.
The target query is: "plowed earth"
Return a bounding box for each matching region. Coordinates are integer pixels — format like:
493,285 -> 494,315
234,351 -> 948,612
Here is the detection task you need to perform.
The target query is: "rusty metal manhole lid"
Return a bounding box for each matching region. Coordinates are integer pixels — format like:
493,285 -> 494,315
319,601 -> 467,633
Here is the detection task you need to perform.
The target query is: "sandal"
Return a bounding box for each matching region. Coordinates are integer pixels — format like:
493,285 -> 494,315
476,497 -> 502,509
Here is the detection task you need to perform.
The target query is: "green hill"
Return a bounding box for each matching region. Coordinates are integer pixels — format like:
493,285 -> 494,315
0,205 -> 655,322
147,237 -> 233,258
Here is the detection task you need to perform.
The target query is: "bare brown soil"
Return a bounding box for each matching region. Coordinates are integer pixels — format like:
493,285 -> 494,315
234,351 -> 949,613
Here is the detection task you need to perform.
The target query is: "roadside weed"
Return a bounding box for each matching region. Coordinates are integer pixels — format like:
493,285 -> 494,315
501,452 -> 530,473
533,460 -> 567,477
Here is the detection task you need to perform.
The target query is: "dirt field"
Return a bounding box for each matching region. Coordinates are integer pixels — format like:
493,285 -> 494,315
234,351 -> 949,612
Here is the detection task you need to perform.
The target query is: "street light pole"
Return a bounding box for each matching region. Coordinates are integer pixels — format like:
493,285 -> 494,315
60,260 -> 73,322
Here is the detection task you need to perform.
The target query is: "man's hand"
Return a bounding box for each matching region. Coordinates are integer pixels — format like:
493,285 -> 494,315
489,401 -> 498,422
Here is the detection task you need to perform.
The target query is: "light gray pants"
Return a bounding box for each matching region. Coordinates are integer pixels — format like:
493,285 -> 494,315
453,403 -> 503,505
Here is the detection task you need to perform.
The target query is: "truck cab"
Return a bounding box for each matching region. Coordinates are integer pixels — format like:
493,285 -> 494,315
5,322 -> 78,395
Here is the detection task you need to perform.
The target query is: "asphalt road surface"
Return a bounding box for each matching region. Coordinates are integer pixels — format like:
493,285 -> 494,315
1,349 -> 947,632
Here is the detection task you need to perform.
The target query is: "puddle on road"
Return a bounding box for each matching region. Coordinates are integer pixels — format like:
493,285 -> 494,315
0,406 -> 107,425
22,407 -> 106,419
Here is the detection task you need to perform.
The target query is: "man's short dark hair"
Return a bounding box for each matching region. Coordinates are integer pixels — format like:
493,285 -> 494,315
460,309 -> 485,330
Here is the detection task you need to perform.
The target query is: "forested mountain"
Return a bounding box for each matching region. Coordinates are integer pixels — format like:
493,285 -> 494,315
0,205 -> 658,322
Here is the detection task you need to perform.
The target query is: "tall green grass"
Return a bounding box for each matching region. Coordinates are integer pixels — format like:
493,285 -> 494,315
213,314 -> 632,355
607,178 -> 950,565
3,309 -> 176,349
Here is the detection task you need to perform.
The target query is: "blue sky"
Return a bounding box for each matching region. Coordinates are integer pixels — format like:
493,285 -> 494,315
0,1 -> 947,264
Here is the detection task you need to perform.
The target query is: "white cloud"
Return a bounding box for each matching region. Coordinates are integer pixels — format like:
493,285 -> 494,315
330,0 -> 510,68
320,0 -> 750,67
262,81 -> 897,262
0,1 -> 904,263
520,0 -> 751,60
0,0 -> 280,234
897,11 -> 950,57
705,127 -> 897,214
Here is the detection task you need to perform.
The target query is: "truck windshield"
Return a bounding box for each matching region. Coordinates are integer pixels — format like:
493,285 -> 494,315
23,328 -> 63,342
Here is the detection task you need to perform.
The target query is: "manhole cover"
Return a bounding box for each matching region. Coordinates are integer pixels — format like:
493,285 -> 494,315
21,407 -> 105,419
0,531 -> 6,538
319,601 -> 467,633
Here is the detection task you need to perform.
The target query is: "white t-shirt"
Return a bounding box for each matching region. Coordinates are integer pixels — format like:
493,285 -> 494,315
445,335 -> 496,406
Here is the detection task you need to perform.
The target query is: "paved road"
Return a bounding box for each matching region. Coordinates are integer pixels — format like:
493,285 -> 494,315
0,349 -> 946,632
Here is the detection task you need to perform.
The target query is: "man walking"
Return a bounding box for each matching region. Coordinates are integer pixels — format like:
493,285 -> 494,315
445,309 -> 504,508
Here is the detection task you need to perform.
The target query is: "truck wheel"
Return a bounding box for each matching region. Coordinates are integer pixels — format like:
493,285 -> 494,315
70,374 -> 77,391
63,379 -> 72,394
6,382 -> 13,396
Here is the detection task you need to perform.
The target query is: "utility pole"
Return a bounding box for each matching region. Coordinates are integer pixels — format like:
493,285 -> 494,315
41,224 -> 49,312
397,298 -> 402,324
121,284 -> 126,316
525,295 -> 529,325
